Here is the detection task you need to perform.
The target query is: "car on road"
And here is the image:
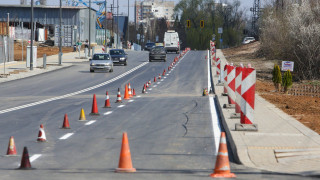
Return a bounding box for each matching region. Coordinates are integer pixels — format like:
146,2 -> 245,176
242,37 -> 255,44
144,42 -> 156,51
90,53 -> 113,73
164,30 -> 180,54
149,46 -> 167,62
109,49 -> 128,66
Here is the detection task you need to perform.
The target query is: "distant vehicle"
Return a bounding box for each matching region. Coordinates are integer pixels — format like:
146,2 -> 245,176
109,49 -> 127,66
164,30 -> 180,54
149,46 -> 167,62
90,53 -> 113,73
144,42 -> 156,51
242,37 -> 255,44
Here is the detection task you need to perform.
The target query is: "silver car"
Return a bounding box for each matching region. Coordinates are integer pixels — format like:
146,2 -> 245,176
90,53 -> 114,72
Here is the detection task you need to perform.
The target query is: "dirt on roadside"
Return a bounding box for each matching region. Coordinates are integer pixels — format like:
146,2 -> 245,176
222,42 -> 320,134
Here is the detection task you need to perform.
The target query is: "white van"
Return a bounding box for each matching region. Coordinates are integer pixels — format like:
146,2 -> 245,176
164,30 -> 180,54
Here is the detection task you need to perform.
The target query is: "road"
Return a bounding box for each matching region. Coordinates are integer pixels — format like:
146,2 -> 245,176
0,50 -> 313,179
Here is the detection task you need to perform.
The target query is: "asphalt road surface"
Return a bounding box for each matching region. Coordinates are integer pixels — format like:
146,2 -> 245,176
0,51 -> 314,179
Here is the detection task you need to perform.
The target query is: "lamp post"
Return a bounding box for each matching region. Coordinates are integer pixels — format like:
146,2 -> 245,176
104,0 -> 107,52
89,0 -> 91,57
59,0 -> 62,65
30,0 -> 34,70
117,0 -> 119,48
127,0 -> 129,46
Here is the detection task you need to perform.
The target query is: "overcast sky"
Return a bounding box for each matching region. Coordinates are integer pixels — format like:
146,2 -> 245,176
0,0 -> 255,21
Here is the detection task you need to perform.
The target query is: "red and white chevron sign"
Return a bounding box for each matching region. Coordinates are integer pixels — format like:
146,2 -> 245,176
235,67 -> 243,113
227,65 -> 236,104
240,68 -> 256,124
223,64 -> 228,94
216,58 -> 221,75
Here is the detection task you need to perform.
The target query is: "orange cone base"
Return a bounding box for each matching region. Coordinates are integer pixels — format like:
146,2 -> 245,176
210,173 -> 236,178
37,139 -> 46,142
103,106 -> 111,108
89,113 -> 100,116
61,127 -> 71,129
115,167 -> 136,173
18,167 -> 35,170
115,101 -> 123,103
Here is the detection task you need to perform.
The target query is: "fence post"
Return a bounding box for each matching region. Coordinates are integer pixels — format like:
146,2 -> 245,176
43,54 -> 46,69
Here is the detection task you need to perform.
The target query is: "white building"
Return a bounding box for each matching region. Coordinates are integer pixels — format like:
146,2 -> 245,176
135,0 -> 175,26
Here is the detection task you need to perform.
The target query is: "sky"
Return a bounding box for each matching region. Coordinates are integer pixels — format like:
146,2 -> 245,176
0,0 -> 255,22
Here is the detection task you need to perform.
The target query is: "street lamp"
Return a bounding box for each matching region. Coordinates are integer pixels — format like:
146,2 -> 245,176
127,0 -> 129,46
104,0 -> 107,52
30,0 -> 34,70
89,0 -> 91,57
59,0 -> 62,65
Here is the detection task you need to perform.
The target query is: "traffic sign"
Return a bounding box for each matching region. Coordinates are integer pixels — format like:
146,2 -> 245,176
187,20 -> 191,28
218,27 -> 223,34
200,20 -> 204,28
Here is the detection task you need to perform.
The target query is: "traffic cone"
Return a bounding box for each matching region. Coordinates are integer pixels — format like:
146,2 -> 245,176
154,77 -> 157,82
132,88 -> 136,96
61,114 -> 71,129
6,136 -> 17,156
90,94 -> 100,116
79,108 -> 86,121
18,147 -> 33,169
148,80 -> 151,85
115,132 -> 136,173
203,88 -> 208,96
124,84 -> 130,100
115,88 -> 123,103
142,84 -> 146,93
158,74 -> 161,79
168,66 -> 170,71
37,124 -> 47,142
104,91 -> 111,108
128,83 -> 133,98
210,132 -> 236,178
162,69 -> 166,76
146,82 -> 149,88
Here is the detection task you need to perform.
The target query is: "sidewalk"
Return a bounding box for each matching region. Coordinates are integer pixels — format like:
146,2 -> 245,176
212,50 -> 320,176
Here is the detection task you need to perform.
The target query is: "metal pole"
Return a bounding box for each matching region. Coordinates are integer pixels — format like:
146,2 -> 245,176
112,0 -> 114,47
89,0 -> 91,57
59,0 -> 62,65
30,0 -> 34,70
127,0 -> 129,46
21,22 -> 23,62
117,0 -> 119,48
104,0 -> 107,52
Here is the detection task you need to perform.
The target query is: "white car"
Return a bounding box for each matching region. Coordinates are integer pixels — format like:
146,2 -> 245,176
242,37 -> 255,44
90,53 -> 113,73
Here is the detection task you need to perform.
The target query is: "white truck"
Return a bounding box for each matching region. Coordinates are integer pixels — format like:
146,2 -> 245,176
164,30 -> 180,54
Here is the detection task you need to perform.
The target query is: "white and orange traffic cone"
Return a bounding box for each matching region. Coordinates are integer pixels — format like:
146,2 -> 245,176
104,91 -> 111,108
115,88 -> 123,103
162,69 -> 166,76
6,136 -> 17,156
132,88 -> 136,96
142,84 -> 146,94
146,82 -> 149,88
210,132 -> 236,178
148,80 -> 151,85
128,83 -> 133,98
154,77 -> 157,82
37,124 -> 47,142
158,74 -> 161,80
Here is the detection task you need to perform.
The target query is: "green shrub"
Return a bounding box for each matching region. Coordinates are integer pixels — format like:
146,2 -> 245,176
282,70 -> 293,88
272,64 -> 282,84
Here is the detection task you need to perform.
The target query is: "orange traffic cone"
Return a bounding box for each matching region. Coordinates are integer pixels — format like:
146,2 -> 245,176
158,74 -> 161,79
90,94 -> 100,116
146,82 -> 149,88
142,84 -> 146,94
61,114 -> 71,129
6,136 -> 17,156
148,80 -> 151,85
104,91 -> 111,108
124,84 -> 130,100
18,147 -> 33,169
115,88 -> 123,103
154,77 -> 157,82
115,132 -> 136,173
168,66 -> 170,71
37,124 -> 47,142
132,88 -> 136,96
79,108 -> 86,121
210,132 -> 236,178
128,83 -> 133,98
162,69 -> 166,76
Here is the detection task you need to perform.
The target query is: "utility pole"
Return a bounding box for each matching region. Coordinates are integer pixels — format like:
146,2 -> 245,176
112,0 -> 114,47
117,0 -> 119,48
250,0 -> 261,38
30,0 -> 34,70
59,0 -> 62,65
127,0 -> 129,46
89,0 -> 91,57
104,0 -> 107,52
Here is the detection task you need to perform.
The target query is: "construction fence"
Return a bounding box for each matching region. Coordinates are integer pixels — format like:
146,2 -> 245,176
288,84 -> 320,98
0,35 -> 14,64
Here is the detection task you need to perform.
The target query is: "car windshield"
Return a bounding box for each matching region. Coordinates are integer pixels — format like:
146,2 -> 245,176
146,43 -> 155,46
151,46 -> 164,51
110,50 -> 125,55
92,54 -> 110,60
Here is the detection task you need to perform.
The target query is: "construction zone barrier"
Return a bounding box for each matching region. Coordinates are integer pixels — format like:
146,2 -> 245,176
223,64 -> 228,95
210,132 -> 236,178
231,67 -> 243,118
227,65 -> 236,105
115,132 -> 136,173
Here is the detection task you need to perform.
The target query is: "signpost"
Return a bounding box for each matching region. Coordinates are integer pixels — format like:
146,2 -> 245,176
218,27 -> 223,49
281,61 -> 294,71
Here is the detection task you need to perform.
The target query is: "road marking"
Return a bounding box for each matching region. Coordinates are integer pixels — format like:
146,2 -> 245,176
166,74 -> 169,76
104,111 -> 113,115
0,62 -> 149,115
137,96 -> 141,98
160,79 -> 164,82
164,77 -> 167,79
157,82 -> 161,84
30,154 -> 42,162
59,133 -> 74,140
128,100 -> 134,102
149,88 -> 152,91
153,85 -> 157,87
118,105 -> 125,108
85,120 -> 96,125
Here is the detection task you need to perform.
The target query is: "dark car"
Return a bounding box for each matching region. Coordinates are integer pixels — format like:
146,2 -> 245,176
149,46 -> 167,62
144,42 -> 156,51
109,49 -> 127,66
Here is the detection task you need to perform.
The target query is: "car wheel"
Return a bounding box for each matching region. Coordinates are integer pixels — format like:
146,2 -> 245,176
176,51 -> 179,54
124,62 -> 127,66
149,59 -> 152,62
109,69 -> 113,72
90,69 -> 94,72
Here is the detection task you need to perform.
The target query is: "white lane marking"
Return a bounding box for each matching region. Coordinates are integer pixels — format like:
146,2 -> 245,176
160,79 -> 164,82
104,111 -> 113,115
166,74 -> 169,76
30,154 -> 42,163
149,88 -> 152,91
128,100 -> 134,102
137,96 -> 141,98
153,85 -> 157,87
0,62 -> 149,115
59,133 -> 74,140
85,120 -> 96,125
164,77 -> 167,79
118,105 -> 125,108
157,82 -> 161,84
207,50 -> 211,91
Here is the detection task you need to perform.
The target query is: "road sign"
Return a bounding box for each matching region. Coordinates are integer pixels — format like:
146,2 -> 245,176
187,20 -> 191,28
137,34 -> 140,40
281,61 -> 294,71
218,27 -> 223,34
220,38 -> 223,43
200,20 -> 204,28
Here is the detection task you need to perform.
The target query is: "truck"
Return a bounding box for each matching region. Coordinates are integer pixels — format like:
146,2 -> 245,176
164,30 -> 180,54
